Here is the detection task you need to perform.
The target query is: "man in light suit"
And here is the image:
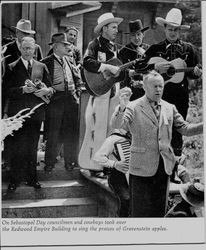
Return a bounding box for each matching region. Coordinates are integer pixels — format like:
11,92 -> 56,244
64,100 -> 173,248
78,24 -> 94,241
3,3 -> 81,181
2,37 -> 52,191
110,71 -> 203,217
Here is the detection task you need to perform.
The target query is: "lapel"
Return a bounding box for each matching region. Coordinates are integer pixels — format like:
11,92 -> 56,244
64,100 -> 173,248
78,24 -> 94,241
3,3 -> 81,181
31,59 -> 40,81
44,54 -> 56,82
140,96 -> 159,126
159,100 -> 170,128
18,58 -> 31,79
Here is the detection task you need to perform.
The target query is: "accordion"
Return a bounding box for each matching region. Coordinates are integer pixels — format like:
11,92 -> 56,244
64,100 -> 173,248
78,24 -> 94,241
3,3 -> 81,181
113,139 -> 131,184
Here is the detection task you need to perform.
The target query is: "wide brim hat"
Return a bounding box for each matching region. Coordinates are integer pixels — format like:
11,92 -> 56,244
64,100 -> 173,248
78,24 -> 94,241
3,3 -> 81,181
125,19 -> 149,34
48,32 -> 71,45
155,8 -> 190,29
12,19 -> 36,34
179,182 -> 204,208
94,12 -> 123,34
156,8 -> 190,30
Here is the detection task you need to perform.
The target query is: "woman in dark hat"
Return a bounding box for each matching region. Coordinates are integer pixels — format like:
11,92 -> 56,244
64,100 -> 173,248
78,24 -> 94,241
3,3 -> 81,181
119,19 -> 149,101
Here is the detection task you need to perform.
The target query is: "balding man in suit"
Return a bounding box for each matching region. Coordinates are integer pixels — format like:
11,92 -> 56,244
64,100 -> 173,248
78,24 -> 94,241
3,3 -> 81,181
3,37 -> 52,191
111,71 -> 203,217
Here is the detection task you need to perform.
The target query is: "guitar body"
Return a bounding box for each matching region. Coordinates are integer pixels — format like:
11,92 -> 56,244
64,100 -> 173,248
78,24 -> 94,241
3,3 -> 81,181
148,57 -> 187,83
83,58 -> 123,96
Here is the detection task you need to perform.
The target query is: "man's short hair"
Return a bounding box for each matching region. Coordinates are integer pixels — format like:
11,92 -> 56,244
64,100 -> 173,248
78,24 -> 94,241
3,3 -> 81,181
21,36 -> 35,44
143,70 -> 164,85
65,26 -> 78,33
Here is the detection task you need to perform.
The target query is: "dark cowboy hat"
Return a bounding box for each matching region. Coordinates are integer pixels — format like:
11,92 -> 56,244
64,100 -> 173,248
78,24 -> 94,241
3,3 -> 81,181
179,182 -> 204,208
48,33 -> 70,45
125,19 -> 149,34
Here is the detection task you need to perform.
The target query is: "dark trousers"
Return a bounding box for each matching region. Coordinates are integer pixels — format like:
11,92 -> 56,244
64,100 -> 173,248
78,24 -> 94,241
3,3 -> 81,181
45,92 -> 79,166
108,168 -> 130,217
7,119 -> 42,184
129,157 -> 170,217
163,82 -> 188,156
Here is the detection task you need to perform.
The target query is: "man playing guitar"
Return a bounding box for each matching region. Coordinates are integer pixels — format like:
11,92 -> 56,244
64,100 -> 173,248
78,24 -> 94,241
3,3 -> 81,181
133,8 -> 202,157
79,13 -> 123,172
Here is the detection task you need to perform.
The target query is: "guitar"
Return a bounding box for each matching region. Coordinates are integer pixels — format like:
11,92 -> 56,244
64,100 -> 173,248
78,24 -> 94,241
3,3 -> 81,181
136,57 -> 196,84
83,58 -> 139,96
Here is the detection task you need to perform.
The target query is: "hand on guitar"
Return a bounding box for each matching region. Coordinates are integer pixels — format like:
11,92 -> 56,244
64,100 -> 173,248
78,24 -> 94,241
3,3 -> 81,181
119,87 -> 132,111
114,160 -> 129,174
193,65 -> 202,78
100,63 -> 120,80
154,61 -> 171,74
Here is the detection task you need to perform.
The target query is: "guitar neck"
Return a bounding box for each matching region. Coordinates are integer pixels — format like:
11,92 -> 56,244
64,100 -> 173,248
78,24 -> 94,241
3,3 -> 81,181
119,59 -> 137,71
175,67 -> 194,73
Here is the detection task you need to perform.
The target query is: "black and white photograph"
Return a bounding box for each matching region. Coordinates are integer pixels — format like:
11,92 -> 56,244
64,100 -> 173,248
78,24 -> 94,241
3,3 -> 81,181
1,0 -> 205,248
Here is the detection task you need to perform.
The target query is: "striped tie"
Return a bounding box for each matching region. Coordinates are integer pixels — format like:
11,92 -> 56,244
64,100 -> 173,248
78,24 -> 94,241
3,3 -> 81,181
151,102 -> 161,121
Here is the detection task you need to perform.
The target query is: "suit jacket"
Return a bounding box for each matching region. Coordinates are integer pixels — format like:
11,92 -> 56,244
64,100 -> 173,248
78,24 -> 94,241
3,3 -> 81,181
41,54 -> 82,93
4,40 -> 43,67
111,95 -> 202,177
2,58 -> 51,120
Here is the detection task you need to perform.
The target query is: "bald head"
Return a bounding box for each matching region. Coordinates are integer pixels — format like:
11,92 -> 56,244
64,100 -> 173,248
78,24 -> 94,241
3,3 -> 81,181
143,70 -> 164,102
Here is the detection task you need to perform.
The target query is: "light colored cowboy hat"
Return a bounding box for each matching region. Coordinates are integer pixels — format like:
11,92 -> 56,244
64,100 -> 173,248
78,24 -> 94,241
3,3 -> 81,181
179,182 -> 204,208
12,19 -> 36,34
94,12 -> 123,34
156,8 -> 190,30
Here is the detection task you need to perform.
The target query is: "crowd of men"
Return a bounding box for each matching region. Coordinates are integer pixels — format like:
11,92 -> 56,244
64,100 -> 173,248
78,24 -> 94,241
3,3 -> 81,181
1,8 -> 204,218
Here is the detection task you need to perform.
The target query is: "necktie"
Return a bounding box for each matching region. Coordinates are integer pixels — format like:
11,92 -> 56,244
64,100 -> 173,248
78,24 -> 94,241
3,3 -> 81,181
27,61 -> 32,76
109,42 -> 116,52
151,102 -> 161,121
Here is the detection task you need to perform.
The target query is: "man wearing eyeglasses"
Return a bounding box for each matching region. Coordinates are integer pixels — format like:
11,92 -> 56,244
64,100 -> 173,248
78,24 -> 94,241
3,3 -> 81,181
2,37 -> 52,191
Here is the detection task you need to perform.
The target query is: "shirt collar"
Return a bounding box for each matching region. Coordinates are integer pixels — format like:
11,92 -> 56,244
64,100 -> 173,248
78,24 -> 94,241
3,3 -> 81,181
146,96 -> 161,106
54,53 -> 63,62
21,57 -> 33,67
165,39 -> 181,49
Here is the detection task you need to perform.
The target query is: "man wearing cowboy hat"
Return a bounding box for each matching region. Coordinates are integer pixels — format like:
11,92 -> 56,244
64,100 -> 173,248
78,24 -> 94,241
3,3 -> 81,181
3,19 -> 43,68
41,33 -> 83,172
79,12 -> 123,174
119,19 -> 150,101
134,8 -> 202,157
